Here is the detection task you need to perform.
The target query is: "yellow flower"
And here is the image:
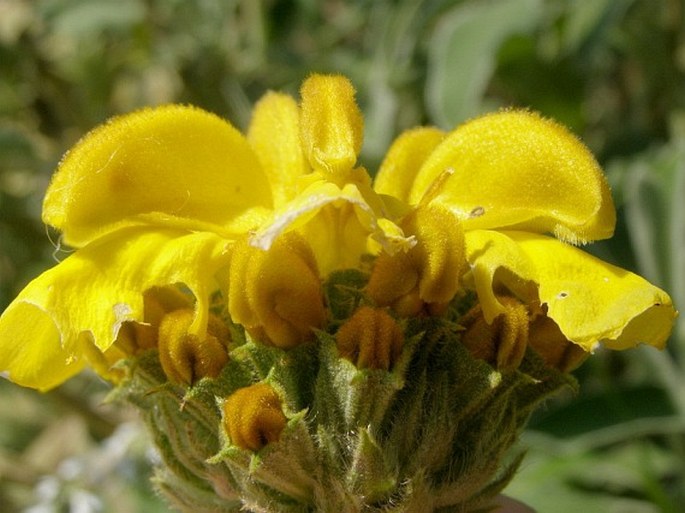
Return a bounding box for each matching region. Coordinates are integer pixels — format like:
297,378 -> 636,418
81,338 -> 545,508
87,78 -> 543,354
0,75 -> 410,390
0,74 -> 676,391
375,110 -> 676,352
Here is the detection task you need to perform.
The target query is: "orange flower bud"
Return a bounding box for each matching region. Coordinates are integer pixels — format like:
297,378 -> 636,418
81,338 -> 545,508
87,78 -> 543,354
228,233 -> 326,349
528,315 -> 589,372
157,308 -> 230,386
367,204 -> 465,317
222,383 -> 287,451
461,296 -> 529,371
336,306 -> 404,371
114,286 -> 193,355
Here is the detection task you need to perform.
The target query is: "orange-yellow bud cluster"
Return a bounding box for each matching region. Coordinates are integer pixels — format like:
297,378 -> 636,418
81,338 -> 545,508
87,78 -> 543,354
115,286 -> 193,355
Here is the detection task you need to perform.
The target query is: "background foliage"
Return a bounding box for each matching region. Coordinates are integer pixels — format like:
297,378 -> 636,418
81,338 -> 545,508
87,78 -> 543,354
1,0 -> 684,511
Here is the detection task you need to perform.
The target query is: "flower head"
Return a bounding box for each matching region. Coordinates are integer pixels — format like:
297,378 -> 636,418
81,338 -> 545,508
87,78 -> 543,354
0,74 -> 676,391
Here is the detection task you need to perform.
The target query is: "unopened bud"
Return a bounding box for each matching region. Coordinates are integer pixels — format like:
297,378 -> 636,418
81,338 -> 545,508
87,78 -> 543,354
222,383 -> 287,451
158,309 -> 230,386
336,306 -> 404,371
115,286 -> 193,355
528,315 -> 589,372
366,204 -> 465,317
228,233 -> 326,349
461,297 -> 529,371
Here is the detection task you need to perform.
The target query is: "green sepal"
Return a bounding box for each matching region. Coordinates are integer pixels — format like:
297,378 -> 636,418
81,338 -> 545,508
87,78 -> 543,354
266,341 -> 319,414
229,340 -> 283,382
314,330 -> 415,432
324,268 -> 369,322
347,428 -> 397,503
112,351 -> 243,512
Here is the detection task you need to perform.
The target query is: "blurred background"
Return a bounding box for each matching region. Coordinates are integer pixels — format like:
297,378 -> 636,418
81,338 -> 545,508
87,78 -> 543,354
1,0 -> 684,511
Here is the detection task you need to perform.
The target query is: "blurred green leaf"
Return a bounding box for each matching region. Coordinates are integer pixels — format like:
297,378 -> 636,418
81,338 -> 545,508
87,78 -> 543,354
426,0 -> 542,128
43,0 -> 146,37
529,385 -> 675,440
508,439 -> 679,513
560,0 -> 633,55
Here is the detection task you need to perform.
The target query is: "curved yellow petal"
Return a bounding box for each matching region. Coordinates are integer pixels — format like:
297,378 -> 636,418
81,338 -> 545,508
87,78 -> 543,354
0,302 -> 84,391
43,105 -> 272,247
509,232 -> 676,351
409,110 -> 616,244
464,230 -> 539,323
0,227 -> 228,390
251,176 -> 413,275
374,126 -> 445,203
300,74 -> 363,180
294,198 -> 372,275
248,91 -> 309,208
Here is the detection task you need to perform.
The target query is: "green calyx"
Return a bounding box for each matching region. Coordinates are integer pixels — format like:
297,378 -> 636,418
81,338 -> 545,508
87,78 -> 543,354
111,269 -> 575,513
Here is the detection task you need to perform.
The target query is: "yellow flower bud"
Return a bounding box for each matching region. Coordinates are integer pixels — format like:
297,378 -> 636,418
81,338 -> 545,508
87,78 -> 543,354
460,296 -> 529,371
228,233 -> 326,349
222,383 -> 287,451
336,306 -> 404,371
367,204 -> 466,317
157,308 -> 230,386
528,315 -> 589,372
84,286 -> 196,383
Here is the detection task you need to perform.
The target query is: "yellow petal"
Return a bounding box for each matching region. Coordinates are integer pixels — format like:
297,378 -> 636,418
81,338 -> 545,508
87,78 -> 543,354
464,230 -> 539,323
374,126 -> 445,203
251,177 -> 413,275
43,105 -> 272,247
0,302 -> 84,391
0,227 -> 228,390
300,74 -> 363,180
248,91 -> 309,208
509,232 -> 676,351
409,110 -> 616,244
294,198 -> 371,274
